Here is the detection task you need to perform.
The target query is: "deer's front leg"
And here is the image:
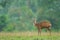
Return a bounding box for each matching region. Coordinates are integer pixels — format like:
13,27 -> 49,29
38,28 -> 41,36
38,29 -> 40,36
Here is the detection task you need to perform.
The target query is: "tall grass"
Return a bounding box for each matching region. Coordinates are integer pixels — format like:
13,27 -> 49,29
0,32 -> 60,40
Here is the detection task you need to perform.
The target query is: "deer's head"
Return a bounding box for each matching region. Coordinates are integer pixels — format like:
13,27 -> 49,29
32,18 -> 37,26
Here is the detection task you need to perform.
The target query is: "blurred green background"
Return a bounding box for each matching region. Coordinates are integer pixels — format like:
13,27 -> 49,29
0,0 -> 60,32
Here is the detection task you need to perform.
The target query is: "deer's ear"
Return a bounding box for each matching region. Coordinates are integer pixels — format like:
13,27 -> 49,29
34,18 -> 36,20
32,18 -> 37,22
32,18 -> 35,20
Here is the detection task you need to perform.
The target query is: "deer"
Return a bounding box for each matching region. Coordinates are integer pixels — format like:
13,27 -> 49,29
33,18 -> 52,36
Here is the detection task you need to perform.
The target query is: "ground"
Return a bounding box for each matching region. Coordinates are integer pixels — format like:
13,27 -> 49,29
0,32 -> 60,40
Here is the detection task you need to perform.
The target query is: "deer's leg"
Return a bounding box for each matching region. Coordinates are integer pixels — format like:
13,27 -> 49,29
38,29 -> 40,36
47,27 -> 51,36
40,28 -> 41,36
38,28 -> 41,36
38,29 -> 41,36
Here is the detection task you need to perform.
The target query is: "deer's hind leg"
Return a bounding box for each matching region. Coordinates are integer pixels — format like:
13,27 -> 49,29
47,27 -> 51,36
38,29 -> 39,36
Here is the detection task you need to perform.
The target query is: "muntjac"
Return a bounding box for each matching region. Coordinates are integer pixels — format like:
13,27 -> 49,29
33,18 -> 52,36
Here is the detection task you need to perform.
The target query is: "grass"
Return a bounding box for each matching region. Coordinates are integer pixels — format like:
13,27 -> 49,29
0,32 -> 60,40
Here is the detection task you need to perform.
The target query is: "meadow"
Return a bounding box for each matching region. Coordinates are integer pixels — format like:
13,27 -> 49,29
0,32 -> 60,40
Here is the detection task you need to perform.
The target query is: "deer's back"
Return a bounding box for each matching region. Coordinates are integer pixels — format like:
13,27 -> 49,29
39,21 -> 51,28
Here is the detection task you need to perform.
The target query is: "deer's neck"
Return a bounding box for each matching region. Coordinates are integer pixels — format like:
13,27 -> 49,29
34,20 -> 38,26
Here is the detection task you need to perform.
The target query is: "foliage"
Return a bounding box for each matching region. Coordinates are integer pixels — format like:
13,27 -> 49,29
0,0 -> 60,32
0,15 -> 7,31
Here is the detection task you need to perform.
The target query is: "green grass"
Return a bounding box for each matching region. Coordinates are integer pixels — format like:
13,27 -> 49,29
0,32 -> 60,40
